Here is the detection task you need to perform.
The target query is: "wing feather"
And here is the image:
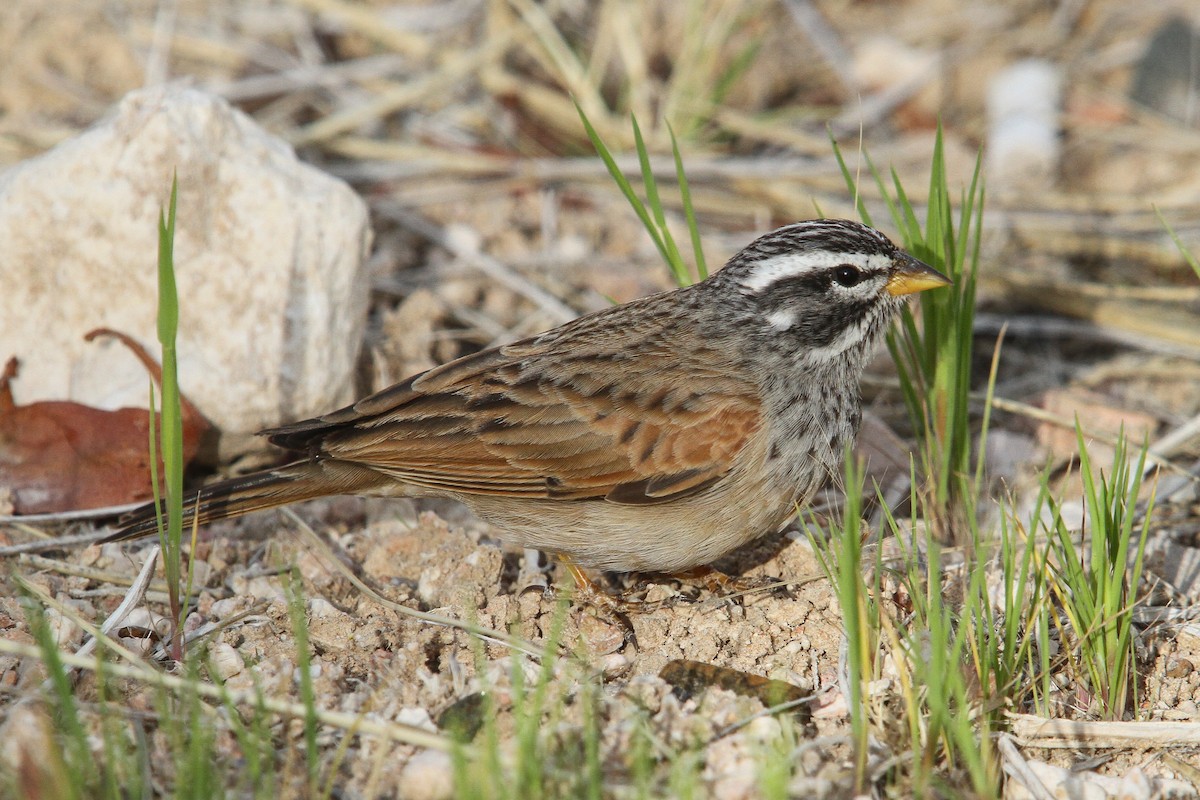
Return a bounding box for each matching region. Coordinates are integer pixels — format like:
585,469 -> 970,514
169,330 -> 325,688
262,298 -> 762,504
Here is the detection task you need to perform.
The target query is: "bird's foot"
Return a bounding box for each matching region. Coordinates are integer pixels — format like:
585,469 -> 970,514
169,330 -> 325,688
523,557 -> 638,646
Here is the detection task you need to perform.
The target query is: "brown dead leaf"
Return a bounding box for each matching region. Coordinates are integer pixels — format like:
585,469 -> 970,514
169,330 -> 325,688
0,328 -> 211,514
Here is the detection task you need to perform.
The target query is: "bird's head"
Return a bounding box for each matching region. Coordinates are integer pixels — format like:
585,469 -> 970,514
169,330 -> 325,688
718,218 -> 951,358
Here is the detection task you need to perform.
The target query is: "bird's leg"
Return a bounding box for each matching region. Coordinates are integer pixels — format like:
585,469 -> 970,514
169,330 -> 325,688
560,557 -> 599,597
553,556 -> 642,643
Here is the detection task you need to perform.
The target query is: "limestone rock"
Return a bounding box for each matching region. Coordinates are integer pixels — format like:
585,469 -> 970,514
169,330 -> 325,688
987,59 -> 1063,190
0,85 -> 371,457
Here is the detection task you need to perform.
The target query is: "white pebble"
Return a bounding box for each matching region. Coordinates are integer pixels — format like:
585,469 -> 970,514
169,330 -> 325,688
397,750 -> 454,800
444,223 -> 482,255
987,59 -> 1063,189
306,597 -> 339,619
396,707 -> 437,732
208,598 -> 242,620
210,643 -> 244,679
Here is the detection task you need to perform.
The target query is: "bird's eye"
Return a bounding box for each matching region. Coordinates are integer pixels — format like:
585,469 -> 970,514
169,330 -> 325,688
832,265 -> 862,287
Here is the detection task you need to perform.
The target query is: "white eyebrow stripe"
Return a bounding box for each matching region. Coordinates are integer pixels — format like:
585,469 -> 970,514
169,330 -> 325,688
740,252 -> 892,293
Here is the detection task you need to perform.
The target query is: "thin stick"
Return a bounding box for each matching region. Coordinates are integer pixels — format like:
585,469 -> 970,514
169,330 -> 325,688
285,0 -> 430,59
283,509 -> 549,660
783,0 -> 856,94
0,637 -> 457,753
983,395 -> 1193,480
17,553 -> 168,591
998,735 -> 1057,800
1010,713 -> 1200,747
379,204 -> 577,325
0,527 -> 116,557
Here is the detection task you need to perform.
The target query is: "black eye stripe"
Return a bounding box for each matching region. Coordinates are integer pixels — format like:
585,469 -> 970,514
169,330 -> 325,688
767,272 -> 832,295
759,266 -> 882,296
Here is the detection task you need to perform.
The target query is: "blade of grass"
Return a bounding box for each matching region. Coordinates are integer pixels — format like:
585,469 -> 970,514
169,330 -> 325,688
834,123 -> 983,532
285,570 -> 320,790
1156,207 -> 1200,281
632,116 -> 686,283
1044,425 -> 1156,718
0,636 -> 456,754
575,100 -> 669,265
669,123 -> 707,280
804,451 -> 876,791
577,104 -> 706,287
152,176 -> 186,660
22,597 -> 87,800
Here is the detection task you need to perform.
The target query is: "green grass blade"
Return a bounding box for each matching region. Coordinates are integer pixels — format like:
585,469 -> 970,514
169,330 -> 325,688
828,136 -> 874,228
285,571 -> 320,789
575,100 -> 670,267
669,122 -> 707,280
1156,207 -> 1200,281
154,177 -> 186,658
632,116 -> 686,283
21,592 -> 86,800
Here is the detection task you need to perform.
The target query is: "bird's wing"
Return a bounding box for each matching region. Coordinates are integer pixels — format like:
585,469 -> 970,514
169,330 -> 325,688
263,305 -> 761,505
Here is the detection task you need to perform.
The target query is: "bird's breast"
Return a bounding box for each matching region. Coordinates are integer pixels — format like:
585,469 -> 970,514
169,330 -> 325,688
761,371 -> 859,504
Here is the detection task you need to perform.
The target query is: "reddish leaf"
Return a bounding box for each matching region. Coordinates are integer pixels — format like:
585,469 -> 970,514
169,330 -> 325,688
0,329 -> 211,514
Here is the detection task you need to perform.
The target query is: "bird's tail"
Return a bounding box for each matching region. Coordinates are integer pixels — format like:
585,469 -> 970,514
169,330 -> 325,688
104,462 -> 336,543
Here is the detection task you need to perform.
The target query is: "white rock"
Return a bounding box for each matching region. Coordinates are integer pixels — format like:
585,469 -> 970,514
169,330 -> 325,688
46,609 -> 81,650
853,36 -> 937,94
987,60 -> 1063,190
210,642 -> 245,679
397,749 -> 455,800
0,703 -> 56,781
443,222 -> 482,254
241,575 -> 286,602
395,706 -> 438,731
0,85 -> 371,456
1011,759 -> 1169,800
208,597 -> 244,620
120,607 -> 172,635
307,597 -> 341,619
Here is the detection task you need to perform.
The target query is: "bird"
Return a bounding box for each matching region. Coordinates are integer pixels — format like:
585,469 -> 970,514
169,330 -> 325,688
106,218 -> 949,594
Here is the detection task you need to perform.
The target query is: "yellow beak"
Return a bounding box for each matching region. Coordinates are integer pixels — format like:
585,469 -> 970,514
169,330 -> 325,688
885,253 -> 952,296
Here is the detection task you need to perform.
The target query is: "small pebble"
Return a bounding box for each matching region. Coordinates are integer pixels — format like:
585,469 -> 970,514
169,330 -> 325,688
208,597 -> 242,620
46,609 -> 81,649
578,612 -> 626,657
210,642 -> 244,679
397,750 -> 454,800
1165,658 -> 1193,679
600,652 -> 632,678
307,597 -> 339,619
396,707 -> 437,731
444,223 -> 482,254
